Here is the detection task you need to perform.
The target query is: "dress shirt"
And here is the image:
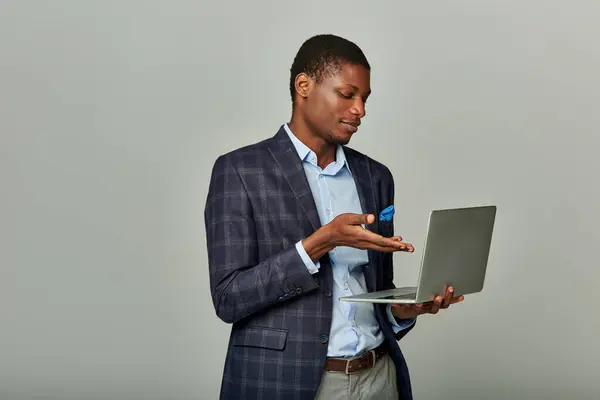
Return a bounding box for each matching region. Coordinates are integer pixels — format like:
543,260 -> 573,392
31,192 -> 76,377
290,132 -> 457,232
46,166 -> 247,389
283,124 -> 415,357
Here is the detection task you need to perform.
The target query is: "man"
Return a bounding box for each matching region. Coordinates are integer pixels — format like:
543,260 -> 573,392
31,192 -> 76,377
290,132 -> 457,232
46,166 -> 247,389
204,34 -> 463,400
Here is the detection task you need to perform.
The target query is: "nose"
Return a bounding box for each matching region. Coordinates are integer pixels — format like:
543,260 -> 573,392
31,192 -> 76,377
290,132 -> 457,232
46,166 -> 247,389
350,98 -> 366,118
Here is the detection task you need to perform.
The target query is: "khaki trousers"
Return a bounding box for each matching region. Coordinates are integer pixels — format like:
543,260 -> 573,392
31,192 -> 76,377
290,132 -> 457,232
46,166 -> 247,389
315,354 -> 398,400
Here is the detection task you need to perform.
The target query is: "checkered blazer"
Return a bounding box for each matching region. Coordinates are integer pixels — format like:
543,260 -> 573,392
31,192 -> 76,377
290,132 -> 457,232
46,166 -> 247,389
204,126 -> 416,400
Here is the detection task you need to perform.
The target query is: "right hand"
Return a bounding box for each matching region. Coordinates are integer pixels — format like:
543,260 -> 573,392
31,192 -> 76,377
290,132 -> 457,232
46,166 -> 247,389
326,213 -> 414,253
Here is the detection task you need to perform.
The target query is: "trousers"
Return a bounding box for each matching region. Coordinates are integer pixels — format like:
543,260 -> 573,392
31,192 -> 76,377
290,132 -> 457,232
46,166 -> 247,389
315,353 -> 398,400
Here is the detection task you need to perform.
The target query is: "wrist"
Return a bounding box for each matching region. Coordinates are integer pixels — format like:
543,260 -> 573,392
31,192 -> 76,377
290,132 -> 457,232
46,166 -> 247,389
321,223 -> 336,250
302,225 -> 336,262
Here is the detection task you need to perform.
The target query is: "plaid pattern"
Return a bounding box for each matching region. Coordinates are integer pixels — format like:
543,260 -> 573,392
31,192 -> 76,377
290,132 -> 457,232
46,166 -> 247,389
204,126 -> 415,400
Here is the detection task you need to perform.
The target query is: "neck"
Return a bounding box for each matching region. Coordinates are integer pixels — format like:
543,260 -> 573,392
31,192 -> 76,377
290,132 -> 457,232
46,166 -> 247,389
288,113 -> 336,169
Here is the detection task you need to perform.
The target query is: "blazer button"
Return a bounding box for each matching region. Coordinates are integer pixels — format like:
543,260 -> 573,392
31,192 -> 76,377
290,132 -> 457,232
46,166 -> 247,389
324,289 -> 332,297
319,334 -> 329,344
296,287 -> 302,294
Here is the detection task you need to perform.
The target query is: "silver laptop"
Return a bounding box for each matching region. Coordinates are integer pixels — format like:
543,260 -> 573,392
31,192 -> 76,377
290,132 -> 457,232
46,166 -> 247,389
339,205 -> 497,304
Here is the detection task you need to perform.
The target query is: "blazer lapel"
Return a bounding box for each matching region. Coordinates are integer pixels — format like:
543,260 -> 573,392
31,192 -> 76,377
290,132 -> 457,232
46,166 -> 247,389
267,126 -> 321,233
345,149 -> 379,292
267,127 -> 380,291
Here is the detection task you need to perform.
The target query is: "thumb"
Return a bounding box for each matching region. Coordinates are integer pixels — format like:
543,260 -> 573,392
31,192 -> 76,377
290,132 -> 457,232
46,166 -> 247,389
340,213 -> 375,225
358,213 -> 375,225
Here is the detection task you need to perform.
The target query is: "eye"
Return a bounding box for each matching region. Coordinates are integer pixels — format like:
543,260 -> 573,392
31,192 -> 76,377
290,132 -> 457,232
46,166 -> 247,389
338,91 -> 353,99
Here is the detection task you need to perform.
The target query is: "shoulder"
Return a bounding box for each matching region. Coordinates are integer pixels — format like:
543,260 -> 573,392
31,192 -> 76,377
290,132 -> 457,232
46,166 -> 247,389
210,135 -> 274,171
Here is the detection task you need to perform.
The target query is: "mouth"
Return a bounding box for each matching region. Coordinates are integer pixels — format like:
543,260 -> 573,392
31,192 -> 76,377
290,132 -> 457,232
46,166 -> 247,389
341,121 -> 360,133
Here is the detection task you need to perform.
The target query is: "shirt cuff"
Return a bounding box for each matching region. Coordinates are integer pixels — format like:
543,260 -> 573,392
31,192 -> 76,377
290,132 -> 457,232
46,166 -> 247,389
386,304 -> 416,333
295,240 -> 320,274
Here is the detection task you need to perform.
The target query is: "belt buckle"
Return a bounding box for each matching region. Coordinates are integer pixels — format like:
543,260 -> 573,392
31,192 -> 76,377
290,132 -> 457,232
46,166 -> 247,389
344,350 -> 376,374
370,349 -> 376,368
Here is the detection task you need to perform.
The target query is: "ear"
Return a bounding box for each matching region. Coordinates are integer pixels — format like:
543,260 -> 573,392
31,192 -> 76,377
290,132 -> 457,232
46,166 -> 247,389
294,72 -> 313,101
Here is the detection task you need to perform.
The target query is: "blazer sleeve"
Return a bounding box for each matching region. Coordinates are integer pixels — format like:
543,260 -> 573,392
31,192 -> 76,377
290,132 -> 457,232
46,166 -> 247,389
379,166 -> 417,340
204,154 -> 320,324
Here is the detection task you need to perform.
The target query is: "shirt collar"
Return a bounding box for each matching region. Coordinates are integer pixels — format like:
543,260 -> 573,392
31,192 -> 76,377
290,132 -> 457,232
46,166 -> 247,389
283,123 -> 351,175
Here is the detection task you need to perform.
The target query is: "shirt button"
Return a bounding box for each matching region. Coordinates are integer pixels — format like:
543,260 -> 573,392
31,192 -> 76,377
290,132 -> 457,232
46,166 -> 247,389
320,334 -> 329,344
324,289 -> 332,297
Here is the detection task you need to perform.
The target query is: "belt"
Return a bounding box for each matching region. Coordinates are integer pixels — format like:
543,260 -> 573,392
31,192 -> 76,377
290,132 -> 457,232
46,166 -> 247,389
324,342 -> 388,374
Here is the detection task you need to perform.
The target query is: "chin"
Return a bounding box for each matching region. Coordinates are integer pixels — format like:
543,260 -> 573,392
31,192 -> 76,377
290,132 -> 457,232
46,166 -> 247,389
324,134 -> 350,146
334,136 -> 351,145
328,130 -> 353,145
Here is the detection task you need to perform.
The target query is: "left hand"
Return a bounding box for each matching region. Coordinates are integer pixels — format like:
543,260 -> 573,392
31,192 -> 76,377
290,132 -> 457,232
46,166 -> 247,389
390,286 -> 464,319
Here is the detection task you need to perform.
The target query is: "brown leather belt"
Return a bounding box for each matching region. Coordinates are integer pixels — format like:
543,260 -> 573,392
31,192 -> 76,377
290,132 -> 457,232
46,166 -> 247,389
324,342 -> 388,374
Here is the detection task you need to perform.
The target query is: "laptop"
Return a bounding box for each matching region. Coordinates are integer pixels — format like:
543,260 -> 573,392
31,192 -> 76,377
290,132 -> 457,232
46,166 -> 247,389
339,205 -> 497,304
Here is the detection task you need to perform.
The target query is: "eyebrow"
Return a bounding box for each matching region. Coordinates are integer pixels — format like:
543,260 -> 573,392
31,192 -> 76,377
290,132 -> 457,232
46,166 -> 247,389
347,84 -> 371,97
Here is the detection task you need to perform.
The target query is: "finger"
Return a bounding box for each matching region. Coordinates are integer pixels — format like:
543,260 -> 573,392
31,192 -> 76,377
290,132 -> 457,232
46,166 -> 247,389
450,295 -> 464,304
359,230 -> 413,251
361,214 -> 375,225
362,244 -> 411,253
390,236 -> 414,252
442,286 -> 454,308
429,296 -> 443,314
361,241 -> 414,253
352,229 -> 414,253
340,213 -> 375,226
360,232 -> 405,249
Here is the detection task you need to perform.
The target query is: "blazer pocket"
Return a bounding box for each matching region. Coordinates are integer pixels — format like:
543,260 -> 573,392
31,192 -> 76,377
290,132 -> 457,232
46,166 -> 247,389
231,326 -> 288,351
379,221 -> 394,237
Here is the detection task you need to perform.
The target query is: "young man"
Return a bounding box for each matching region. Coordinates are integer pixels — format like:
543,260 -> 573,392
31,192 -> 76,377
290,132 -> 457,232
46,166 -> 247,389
204,34 -> 463,400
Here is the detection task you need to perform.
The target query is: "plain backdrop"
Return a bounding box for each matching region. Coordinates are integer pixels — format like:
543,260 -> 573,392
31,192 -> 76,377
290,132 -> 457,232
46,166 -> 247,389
2,0 -> 599,399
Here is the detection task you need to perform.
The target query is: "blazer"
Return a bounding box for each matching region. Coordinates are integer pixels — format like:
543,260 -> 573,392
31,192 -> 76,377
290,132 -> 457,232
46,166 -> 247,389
204,125 -> 416,400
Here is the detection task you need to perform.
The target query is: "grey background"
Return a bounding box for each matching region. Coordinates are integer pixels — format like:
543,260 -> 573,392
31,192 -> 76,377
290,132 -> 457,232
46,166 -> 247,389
2,0 -> 599,399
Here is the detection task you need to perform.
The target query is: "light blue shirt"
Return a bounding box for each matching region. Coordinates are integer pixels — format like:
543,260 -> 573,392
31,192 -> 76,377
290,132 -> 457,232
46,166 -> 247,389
283,124 -> 415,358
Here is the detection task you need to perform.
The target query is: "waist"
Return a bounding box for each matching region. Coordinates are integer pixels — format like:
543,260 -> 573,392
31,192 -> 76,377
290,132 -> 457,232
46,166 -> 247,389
324,341 -> 389,374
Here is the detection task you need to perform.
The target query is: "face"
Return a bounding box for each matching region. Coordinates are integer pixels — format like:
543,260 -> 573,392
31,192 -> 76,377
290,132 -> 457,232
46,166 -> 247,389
295,63 -> 371,145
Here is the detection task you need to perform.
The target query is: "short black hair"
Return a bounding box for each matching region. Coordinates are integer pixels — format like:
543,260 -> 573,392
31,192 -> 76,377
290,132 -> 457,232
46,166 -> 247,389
289,34 -> 370,106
